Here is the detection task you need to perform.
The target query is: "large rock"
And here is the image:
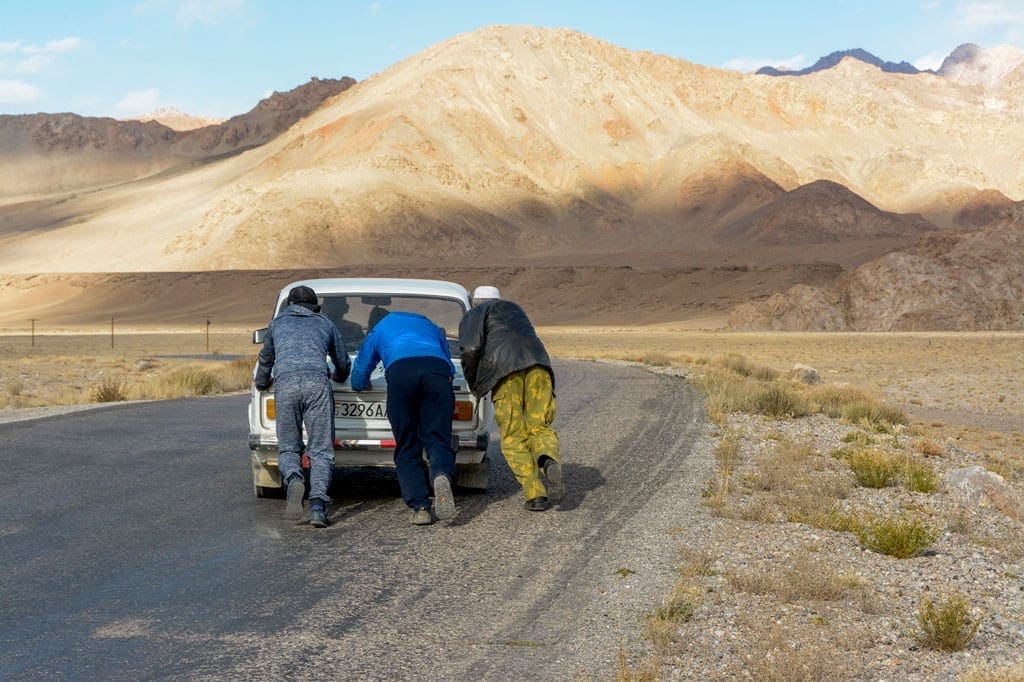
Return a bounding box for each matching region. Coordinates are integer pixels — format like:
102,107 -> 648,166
945,465 -> 1023,521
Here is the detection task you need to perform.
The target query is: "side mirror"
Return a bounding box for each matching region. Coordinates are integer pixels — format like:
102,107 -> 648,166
253,327 -> 268,344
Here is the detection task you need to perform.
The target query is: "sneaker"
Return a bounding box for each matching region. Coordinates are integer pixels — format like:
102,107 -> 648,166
412,508 -> 433,525
432,475 -> 457,520
285,474 -> 305,522
524,496 -> 548,512
542,459 -> 565,505
309,499 -> 329,528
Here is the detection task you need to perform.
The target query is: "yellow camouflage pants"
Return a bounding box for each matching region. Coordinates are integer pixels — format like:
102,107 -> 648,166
492,365 -> 560,501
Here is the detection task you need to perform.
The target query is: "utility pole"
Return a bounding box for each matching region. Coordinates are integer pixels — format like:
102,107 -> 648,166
110,316 -> 115,349
205,316 -> 211,353
29,318 -> 37,348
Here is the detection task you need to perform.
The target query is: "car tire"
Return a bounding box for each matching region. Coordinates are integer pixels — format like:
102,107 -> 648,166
253,479 -> 284,499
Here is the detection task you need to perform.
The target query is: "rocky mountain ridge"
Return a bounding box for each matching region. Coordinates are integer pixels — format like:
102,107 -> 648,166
0,77 -> 355,198
757,48 -> 923,76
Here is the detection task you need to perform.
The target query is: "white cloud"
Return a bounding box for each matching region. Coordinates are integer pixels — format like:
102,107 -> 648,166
722,54 -> 810,73
175,0 -> 246,27
954,0 -> 1024,41
13,55 -> 55,74
22,36 -> 83,54
914,50 -> 948,70
0,41 -> 22,54
367,1 -> 381,14
115,88 -> 162,114
0,79 -> 42,103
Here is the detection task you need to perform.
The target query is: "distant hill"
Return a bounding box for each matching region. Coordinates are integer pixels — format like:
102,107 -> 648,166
938,43 -> 1024,88
757,48 -> 923,76
0,76 -> 356,197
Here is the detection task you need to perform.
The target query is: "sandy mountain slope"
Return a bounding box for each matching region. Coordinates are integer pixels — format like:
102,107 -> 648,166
714,179 -> 937,245
2,25 -> 1023,276
729,203 -> 1024,331
124,108 -> 225,131
0,77 -> 354,199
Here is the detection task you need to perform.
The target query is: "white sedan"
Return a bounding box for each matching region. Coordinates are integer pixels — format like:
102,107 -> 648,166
247,277 -> 494,497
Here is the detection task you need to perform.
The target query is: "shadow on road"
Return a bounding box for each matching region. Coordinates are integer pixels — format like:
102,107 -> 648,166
553,463 -> 606,512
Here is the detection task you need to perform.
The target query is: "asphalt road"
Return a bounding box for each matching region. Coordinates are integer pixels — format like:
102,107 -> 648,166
0,360 -> 713,681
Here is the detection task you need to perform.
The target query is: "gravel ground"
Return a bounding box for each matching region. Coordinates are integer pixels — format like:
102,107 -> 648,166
607,361 -> 1024,680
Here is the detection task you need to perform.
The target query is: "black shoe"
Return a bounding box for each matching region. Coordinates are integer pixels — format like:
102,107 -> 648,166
285,475 -> 305,522
309,499 -> 330,528
433,475 -> 457,520
541,459 -> 565,506
524,496 -> 548,512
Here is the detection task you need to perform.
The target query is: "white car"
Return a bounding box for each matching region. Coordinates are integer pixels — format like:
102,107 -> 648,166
247,278 -> 494,497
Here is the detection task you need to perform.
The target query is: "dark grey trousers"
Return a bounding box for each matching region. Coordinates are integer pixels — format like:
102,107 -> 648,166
275,372 -> 335,503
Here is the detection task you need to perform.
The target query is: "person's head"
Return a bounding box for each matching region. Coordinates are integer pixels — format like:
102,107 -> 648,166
368,305 -> 389,330
287,285 -> 320,312
472,285 -> 500,306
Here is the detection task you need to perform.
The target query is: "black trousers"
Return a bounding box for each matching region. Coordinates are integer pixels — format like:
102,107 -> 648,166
385,356 -> 456,509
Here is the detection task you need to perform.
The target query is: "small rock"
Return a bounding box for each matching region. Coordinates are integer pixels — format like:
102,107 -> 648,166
790,363 -> 821,385
945,465 -> 1023,520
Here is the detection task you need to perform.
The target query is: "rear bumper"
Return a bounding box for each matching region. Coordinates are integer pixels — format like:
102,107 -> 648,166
249,431 -> 489,471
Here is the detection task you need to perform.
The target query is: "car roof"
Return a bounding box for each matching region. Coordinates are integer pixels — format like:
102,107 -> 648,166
276,278 -> 470,304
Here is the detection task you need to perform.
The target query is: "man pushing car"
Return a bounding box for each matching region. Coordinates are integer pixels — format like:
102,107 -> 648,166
458,286 -> 565,511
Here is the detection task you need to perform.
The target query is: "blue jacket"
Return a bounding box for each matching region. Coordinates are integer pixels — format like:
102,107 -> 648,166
255,304 -> 350,388
350,311 -> 454,391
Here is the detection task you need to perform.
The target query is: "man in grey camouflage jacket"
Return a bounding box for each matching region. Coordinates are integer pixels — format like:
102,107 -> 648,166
255,285 -> 350,527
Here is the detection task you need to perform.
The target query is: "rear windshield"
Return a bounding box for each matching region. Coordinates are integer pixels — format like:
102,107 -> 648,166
279,294 -> 467,352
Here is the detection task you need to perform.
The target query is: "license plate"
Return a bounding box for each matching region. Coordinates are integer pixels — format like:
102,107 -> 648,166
335,400 -> 388,419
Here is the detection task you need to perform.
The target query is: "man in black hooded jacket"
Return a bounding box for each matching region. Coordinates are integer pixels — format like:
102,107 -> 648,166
458,286 -> 564,511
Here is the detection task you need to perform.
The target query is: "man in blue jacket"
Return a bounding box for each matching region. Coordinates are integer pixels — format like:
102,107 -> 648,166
350,310 -> 457,525
255,285 -> 350,528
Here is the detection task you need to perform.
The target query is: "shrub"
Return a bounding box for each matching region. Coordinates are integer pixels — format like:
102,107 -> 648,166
903,457 -> 941,493
855,514 -> 938,558
847,449 -> 900,488
639,351 -> 672,367
840,431 -> 874,446
751,382 -> 810,419
808,384 -> 872,418
913,438 -> 944,457
90,376 -> 128,402
843,400 -> 908,429
915,593 -> 981,652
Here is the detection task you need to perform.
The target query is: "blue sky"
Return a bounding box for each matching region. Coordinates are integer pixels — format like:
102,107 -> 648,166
2,0 -> 1023,118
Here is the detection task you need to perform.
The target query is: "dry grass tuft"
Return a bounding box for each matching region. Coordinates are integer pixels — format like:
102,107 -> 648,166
903,457 -> 942,493
90,375 -> 129,402
808,383 -> 873,419
615,644 -> 659,682
751,382 -> 810,419
728,556 -> 856,603
136,357 -> 254,400
915,593 -> 982,652
845,449 -> 901,488
855,513 -> 939,558
843,401 -> 908,430
914,438 -> 945,457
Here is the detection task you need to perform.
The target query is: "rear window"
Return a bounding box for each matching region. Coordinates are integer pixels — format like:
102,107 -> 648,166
279,294 -> 467,352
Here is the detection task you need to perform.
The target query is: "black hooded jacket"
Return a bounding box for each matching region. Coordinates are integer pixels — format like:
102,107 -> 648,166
458,299 -> 553,397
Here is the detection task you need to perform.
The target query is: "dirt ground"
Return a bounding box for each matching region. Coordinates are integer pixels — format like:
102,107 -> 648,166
541,328 -> 1024,476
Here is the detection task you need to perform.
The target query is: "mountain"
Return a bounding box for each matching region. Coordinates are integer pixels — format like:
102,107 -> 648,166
124,107 -> 225,131
0,77 -> 355,198
0,25 -> 1022,331
938,43 -> 1024,89
756,48 -> 923,76
729,203 -> 1024,330
714,180 -> 937,246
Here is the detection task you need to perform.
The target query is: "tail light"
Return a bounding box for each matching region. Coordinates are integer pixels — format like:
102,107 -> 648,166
265,398 -> 276,420
453,400 -> 473,421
